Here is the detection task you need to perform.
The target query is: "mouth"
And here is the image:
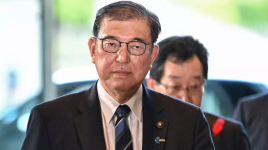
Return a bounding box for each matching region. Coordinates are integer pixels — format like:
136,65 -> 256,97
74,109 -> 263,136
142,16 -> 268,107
112,70 -> 132,76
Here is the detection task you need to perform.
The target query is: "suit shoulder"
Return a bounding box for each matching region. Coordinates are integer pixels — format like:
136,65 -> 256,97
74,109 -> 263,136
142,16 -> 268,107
240,92 -> 268,105
205,112 -> 243,130
33,89 -> 88,113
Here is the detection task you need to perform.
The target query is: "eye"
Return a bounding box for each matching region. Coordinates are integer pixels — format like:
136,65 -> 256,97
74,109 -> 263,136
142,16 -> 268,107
172,85 -> 181,90
130,45 -> 142,50
189,85 -> 198,90
103,39 -> 119,48
105,42 -> 117,47
129,42 -> 144,50
133,45 -> 141,49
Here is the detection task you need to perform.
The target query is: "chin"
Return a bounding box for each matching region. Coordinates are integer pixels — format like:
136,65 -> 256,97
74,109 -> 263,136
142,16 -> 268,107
103,76 -> 143,90
111,83 -> 132,91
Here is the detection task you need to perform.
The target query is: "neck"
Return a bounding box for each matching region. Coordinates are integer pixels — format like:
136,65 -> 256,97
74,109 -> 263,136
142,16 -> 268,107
100,80 -> 140,104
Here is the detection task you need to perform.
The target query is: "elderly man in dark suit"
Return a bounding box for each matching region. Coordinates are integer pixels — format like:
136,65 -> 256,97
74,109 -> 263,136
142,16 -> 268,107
21,1 -> 214,150
147,36 -> 251,150
234,92 -> 268,150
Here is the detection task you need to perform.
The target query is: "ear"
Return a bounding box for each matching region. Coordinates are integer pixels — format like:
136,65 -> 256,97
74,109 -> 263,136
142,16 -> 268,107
88,37 -> 96,64
146,76 -> 156,90
149,45 -> 159,70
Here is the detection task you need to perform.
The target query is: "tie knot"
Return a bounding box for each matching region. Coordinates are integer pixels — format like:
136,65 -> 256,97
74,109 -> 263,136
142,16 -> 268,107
115,105 -> 131,118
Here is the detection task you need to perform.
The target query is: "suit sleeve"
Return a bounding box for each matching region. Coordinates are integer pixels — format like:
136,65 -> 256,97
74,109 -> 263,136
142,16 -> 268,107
194,108 -> 215,150
21,107 -> 51,150
237,124 -> 251,150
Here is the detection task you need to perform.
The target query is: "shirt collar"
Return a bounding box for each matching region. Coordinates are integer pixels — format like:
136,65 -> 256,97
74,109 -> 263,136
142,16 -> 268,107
97,81 -> 143,124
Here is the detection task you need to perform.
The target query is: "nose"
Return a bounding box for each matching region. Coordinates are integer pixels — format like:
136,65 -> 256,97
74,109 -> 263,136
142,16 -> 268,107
176,91 -> 192,104
116,43 -> 130,63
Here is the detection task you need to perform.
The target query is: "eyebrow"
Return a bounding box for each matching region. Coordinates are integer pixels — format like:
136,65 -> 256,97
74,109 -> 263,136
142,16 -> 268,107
101,35 -> 117,39
133,37 -> 147,43
101,35 -> 147,43
169,74 -> 202,81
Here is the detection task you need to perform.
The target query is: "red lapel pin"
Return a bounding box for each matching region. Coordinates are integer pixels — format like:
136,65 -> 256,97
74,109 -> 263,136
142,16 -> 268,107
212,118 -> 225,137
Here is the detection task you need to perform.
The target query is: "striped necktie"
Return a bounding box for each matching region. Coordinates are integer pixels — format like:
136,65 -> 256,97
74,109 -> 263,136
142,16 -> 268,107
115,105 -> 133,150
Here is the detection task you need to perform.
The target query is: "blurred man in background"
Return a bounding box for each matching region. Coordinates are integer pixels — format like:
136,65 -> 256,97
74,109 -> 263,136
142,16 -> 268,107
22,1 -> 214,150
234,92 -> 268,150
147,36 -> 251,150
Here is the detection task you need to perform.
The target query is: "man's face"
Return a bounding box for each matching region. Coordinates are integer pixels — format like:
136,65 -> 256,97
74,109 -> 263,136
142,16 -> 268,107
88,18 -> 158,92
149,55 -> 204,107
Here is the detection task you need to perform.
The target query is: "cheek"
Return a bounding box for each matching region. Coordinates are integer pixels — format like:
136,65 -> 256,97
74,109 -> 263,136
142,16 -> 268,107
192,94 -> 203,106
154,86 -> 165,94
132,55 -> 151,71
95,51 -> 116,72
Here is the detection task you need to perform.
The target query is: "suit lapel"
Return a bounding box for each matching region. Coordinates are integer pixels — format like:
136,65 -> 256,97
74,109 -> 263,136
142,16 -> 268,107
142,86 -> 169,150
73,82 -> 106,150
212,130 -> 221,150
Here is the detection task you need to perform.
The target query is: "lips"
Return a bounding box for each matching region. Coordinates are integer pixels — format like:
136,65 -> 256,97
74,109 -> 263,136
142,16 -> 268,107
112,70 -> 131,76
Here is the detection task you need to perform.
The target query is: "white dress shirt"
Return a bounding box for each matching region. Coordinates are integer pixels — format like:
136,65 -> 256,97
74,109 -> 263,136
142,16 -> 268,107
97,81 -> 143,150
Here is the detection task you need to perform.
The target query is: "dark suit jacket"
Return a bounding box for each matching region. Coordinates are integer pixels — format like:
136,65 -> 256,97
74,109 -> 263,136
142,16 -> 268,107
21,83 -> 214,150
205,113 -> 251,150
233,92 -> 268,150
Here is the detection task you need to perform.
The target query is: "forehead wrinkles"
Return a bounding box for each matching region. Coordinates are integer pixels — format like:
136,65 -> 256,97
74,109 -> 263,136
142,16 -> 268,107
100,17 -> 149,27
98,18 -> 151,41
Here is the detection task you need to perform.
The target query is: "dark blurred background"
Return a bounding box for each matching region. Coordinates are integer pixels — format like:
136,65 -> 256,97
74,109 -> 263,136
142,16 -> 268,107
0,0 -> 268,149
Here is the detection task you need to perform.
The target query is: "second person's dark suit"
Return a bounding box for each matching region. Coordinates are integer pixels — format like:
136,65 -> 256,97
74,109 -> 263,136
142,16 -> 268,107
205,113 -> 251,150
